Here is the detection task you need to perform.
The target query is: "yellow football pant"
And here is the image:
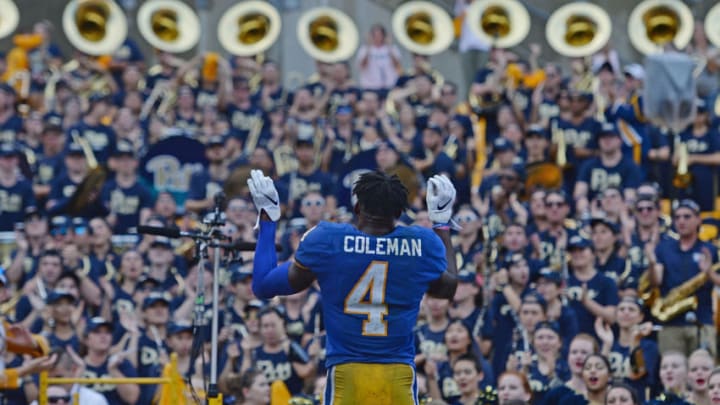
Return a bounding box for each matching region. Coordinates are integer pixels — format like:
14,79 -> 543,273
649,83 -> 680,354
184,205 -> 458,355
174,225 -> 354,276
325,363 -> 417,405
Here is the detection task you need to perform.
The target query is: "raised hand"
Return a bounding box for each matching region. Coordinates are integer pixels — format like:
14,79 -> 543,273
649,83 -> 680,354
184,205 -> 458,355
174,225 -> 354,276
426,174 -> 456,224
247,169 -> 281,222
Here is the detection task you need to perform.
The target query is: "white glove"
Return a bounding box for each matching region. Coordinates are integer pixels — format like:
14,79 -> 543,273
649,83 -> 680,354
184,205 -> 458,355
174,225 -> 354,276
426,174 -> 456,224
247,169 -> 281,222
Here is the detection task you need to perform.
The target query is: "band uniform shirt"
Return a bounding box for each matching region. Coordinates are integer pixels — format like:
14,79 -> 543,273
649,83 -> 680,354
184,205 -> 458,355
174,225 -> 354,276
294,221 -> 447,368
0,175 -> 35,231
576,155 -> 642,201
654,237 -> 719,326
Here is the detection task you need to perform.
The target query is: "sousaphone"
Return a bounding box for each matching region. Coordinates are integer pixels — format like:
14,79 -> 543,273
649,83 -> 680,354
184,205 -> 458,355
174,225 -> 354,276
628,0 -> 694,55
465,0 -> 530,49
705,3 -> 720,50
217,0 -> 281,56
297,7 -> 359,63
62,0 -> 127,56
0,0 -> 19,40
392,1 -> 454,56
137,0 -> 200,53
546,3 -> 611,58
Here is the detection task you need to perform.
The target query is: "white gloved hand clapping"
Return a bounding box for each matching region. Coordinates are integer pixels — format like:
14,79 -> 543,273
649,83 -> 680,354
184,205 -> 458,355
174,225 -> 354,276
426,174 -> 456,224
247,169 -> 281,221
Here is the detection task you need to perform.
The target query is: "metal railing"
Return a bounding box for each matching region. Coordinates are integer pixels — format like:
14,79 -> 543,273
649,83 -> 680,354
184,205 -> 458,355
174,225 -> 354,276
37,354 -> 182,405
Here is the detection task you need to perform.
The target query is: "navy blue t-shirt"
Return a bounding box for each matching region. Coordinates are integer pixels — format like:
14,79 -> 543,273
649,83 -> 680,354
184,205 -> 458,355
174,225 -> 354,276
253,343 -> 309,396
0,177 -> 36,231
276,170 -> 335,219
678,128 -> 719,211
66,121 -> 117,164
83,358 -> 138,405
100,178 -> 154,233
566,271 -> 619,336
577,156 -> 642,201
0,114 -> 23,143
655,237 -> 718,326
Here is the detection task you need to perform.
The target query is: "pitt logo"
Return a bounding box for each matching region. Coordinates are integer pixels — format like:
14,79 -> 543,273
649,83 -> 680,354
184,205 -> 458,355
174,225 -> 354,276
567,286 -> 598,301
590,170 -> 622,192
257,360 -> 291,381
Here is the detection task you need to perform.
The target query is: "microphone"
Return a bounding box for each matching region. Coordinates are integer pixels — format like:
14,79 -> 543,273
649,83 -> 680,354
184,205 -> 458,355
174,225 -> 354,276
218,239 -> 283,252
136,226 -> 211,240
214,192 -> 226,210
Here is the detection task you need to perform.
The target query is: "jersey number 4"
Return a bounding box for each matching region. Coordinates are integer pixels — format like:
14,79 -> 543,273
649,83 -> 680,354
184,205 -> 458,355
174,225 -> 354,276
344,261 -> 389,336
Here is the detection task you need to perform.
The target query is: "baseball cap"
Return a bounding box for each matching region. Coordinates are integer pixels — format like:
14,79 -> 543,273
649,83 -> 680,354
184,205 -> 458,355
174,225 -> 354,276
168,321 -> 193,335
207,135 -> 226,147
336,104 -> 353,115
673,199 -> 700,215
46,290 -> 77,305
623,64 -> 645,80
135,275 -> 162,291
521,290 -> 547,312
590,216 -> 620,234
0,142 -> 18,157
66,142 -> 84,156
537,268 -> 562,285
493,137 -> 515,153
231,268 -> 253,284
150,236 -> 173,249
598,122 -> 620,138
457,269 -> 477,284
526,124 -> 548,139
143,292 -> 171,309
568,235 -> 592,250
113,140 -> 135,157
86,317 -> 113,334
88,92 -> 111,104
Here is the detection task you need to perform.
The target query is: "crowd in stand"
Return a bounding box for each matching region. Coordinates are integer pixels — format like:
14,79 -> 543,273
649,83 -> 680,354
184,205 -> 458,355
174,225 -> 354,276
2,10 -> 720,405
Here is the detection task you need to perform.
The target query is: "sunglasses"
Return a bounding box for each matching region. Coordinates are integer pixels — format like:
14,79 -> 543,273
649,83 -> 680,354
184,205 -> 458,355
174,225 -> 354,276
454,214 -> 478,223
545,201 -> 565,208
51,228 -> 68,236
636,205 -> 655,213
302,200 -> 325,207
48,396 -> 71,404
674,214 -> 693,220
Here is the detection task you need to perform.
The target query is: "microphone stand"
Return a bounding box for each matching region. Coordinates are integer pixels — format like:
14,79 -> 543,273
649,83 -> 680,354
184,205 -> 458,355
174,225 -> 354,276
205,192 -> 226,404
138,192 -> 232,404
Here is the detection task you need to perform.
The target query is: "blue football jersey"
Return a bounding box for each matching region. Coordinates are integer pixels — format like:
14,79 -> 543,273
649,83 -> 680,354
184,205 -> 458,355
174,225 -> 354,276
294,222 -> 446,368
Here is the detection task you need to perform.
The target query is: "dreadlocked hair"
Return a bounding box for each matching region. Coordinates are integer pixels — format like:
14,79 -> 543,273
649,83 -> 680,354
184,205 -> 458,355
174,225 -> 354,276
353,171 -> 408,219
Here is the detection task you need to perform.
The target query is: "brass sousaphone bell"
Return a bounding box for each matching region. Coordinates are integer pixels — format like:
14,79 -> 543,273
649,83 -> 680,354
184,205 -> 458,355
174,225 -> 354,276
705,3 -> 720,50
62,0 -> 128,55
218,0 -> 281,56
392,1 -> 454,56
465,0 -> 530,49
297,7 -> 359,63
0,0 -> 19,40
628,0 -> 694,55
137,0 -> 200,53
545,3 -> 611,58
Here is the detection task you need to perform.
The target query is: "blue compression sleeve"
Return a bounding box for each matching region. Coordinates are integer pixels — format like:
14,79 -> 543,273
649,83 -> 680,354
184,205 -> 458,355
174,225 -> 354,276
252,220 -> 296,299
